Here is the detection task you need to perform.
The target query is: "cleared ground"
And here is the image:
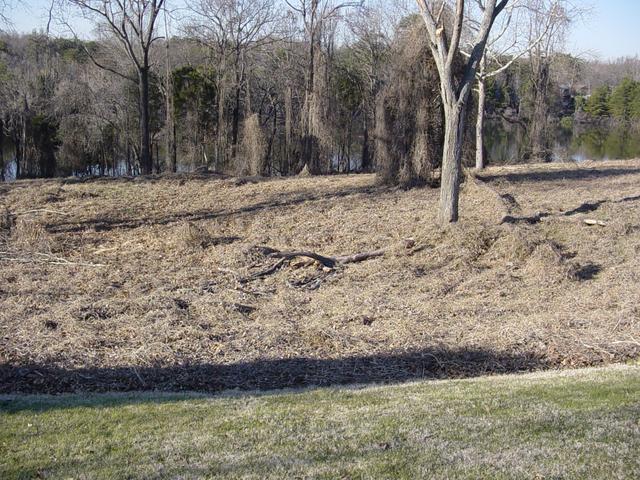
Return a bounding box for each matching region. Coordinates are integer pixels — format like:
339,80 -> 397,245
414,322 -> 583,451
1,365 -> 639,479
1,160 -> 640,392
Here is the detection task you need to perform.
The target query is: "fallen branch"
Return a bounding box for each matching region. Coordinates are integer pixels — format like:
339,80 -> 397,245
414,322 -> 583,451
539,216 -> 608,227
0,251 -> 106,267
251,245 -> 387,269
14,209 -> 70,216
240,257 -> 287,283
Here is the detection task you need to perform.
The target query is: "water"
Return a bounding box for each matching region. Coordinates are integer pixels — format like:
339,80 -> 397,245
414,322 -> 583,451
484,120 -> 640,166
3,123 -> 640,181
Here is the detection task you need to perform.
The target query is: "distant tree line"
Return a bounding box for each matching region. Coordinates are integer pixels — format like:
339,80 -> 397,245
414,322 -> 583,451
580,78 -> 640,121
0,1 -> 636,182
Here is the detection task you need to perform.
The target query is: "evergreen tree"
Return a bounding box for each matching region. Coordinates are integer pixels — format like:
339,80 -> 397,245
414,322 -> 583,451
584,85 -> 610,117
630,81 -> 640,120
608,77 -> 638,120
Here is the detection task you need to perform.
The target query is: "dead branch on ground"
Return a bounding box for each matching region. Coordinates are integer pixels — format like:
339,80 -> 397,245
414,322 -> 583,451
250,245 -> 386,269
0,251 -> 106,267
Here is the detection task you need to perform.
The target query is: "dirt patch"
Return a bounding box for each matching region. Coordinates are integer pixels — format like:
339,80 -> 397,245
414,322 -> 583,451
1,160 -> 640,393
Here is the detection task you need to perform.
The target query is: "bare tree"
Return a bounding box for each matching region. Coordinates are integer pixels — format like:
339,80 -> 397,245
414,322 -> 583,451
416,0 -> 509,223
345,2 -> 394,172
0,0 -> 13,30
471,0 -> 563,169
187,0 -> 282,169
286,0 -> 362,174
62,0 -> 166,174
162,3 -> 177,172
525,0 -> 576,162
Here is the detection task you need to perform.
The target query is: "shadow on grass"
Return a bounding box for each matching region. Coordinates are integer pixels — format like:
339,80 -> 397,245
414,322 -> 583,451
0,347 -> 549,407
45,183 -> 385,234
478,166 -> 640,184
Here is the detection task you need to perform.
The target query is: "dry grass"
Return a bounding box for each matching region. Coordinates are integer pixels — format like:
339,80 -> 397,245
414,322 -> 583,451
1,160 -> 639,392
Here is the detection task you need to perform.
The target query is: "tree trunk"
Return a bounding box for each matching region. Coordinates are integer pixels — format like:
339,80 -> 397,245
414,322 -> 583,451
165,67 -> 177,173
163,9 -> 177,173
439,104 -> 466,224
231,59 -> 243,160
0,119 -> 4,182
362,111 -> 370,172
530,61 -> 550,162
139,67 -> 152,174
266,110 -> 277,176
125,128 -> 132,176
216,74 -> 227,171
345,119 -> 352,173
15,136 -> 21,179
302,6 -> 322,175
284,85 -> 292,175
20,116 -> 27,178
475,76 -> 486,170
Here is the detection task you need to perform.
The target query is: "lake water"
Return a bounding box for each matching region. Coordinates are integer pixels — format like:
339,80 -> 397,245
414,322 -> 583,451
484,120 -> 640,166
3,122 -> 640,181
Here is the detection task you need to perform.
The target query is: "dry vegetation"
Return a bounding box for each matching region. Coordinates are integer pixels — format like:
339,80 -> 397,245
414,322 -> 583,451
1,160 -> 639,392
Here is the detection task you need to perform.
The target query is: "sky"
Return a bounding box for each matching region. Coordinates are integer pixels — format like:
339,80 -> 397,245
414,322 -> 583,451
4,0 -> 640,61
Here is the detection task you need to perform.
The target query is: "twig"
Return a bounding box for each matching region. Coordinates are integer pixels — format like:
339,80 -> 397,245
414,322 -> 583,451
0,251 -> 106,267
14,209 -> 70,216
581,342 -> 614,358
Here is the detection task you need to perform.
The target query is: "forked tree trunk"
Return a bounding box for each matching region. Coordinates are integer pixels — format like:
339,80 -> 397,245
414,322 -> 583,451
439,103 -> 466,224
475,77 -> 486,170
417,0 -> 508,225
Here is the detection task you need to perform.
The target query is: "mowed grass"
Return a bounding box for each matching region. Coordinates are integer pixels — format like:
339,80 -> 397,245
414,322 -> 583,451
1,365 -> 639,479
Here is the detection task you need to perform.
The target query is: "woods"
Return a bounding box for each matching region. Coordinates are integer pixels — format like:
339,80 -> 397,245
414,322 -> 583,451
0,1 -> 639,217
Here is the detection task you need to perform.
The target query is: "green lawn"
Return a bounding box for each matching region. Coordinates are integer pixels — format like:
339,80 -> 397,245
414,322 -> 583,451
1,365 -> 639,479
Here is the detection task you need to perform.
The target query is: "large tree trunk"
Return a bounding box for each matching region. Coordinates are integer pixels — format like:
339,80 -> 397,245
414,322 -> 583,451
302,5 -> 323,175
439,103 -> 466,224
138,67 -> 152,175
475,76 -> 486,170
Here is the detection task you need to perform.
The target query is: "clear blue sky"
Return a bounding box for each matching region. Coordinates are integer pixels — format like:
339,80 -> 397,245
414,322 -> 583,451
5,0 -> 640,60
567,0 -> 640,60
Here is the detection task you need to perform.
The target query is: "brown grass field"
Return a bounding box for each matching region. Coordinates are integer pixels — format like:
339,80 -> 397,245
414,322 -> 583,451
1,160 -> 639,393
